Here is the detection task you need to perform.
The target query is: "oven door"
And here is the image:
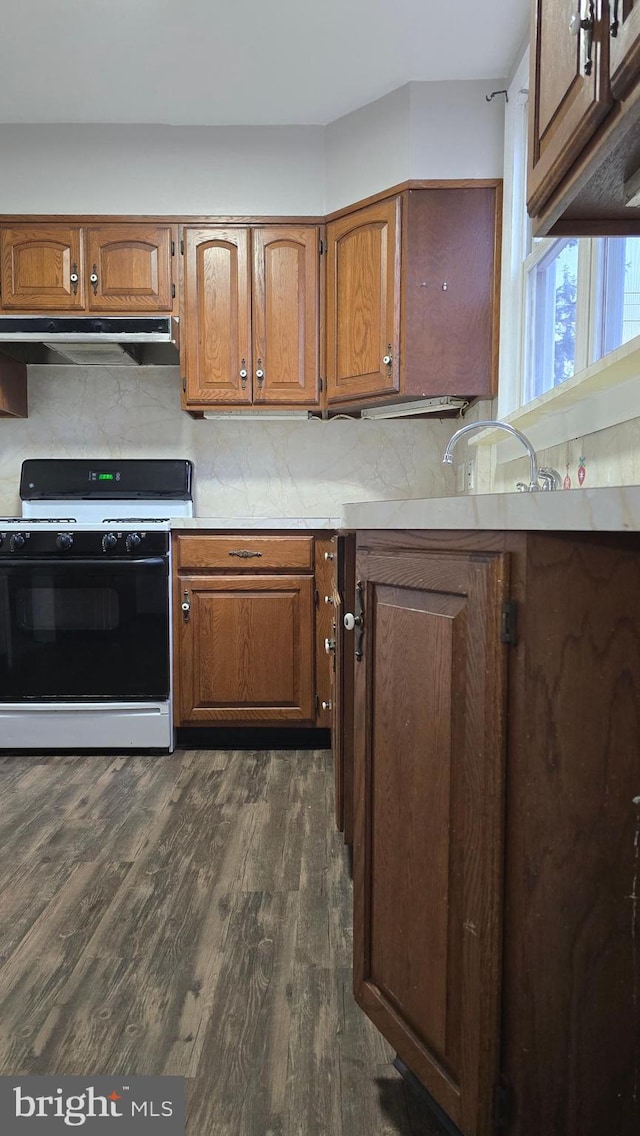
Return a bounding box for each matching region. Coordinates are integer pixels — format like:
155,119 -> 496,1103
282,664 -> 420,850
0,556 -> 169,701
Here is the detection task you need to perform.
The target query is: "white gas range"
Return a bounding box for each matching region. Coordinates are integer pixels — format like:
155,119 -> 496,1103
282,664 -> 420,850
0,459 -> 193,752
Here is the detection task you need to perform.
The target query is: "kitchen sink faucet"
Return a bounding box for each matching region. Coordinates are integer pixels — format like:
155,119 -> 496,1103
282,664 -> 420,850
442,421 -> 561,492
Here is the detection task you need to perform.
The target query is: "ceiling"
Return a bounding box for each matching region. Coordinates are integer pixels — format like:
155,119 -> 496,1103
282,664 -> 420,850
0,0 -> 529,127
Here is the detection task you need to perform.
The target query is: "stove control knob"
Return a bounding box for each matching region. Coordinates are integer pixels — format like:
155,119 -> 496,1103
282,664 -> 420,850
9,533 -> 26,552
102,532 -> 118,552
56,532 -> 74,552
125,532 -> 142,552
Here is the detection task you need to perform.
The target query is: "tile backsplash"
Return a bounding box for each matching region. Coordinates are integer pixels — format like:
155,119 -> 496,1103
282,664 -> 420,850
0,367 -> 455,516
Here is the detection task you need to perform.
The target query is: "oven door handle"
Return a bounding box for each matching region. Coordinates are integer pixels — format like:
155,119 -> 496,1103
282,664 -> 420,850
0,557 -> 168,569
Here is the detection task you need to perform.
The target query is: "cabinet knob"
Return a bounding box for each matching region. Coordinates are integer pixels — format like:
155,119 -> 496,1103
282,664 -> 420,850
383,344 -> 393,369
70,263 -> 79,295
324,594 -> 335,604
240,358 -> 248,389
90,264 -> 99,295
324,551 -> 335,561
181,590 -> 190,622
321,700 -> 333,711
256,358 -> 265,386
343,612 -> 364,631
324,637 -> 336,655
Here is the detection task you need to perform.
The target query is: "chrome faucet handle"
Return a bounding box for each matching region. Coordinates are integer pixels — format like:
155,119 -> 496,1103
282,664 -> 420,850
537,467 -> 561,491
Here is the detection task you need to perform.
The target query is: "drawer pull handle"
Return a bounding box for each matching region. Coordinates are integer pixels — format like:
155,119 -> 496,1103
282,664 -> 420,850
229,549 -> 263,559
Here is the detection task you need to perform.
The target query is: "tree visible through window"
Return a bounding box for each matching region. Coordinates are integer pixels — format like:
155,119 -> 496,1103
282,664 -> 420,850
555,256 -> 577,384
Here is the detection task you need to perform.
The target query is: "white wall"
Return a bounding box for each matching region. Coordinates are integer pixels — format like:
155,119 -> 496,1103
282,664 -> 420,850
325,80 -> 505,213
325,86 -> 411,214
0,368 -> 455,517
409,81 -> 505,181
0,124 -> 326,215
0,80 -> 505,217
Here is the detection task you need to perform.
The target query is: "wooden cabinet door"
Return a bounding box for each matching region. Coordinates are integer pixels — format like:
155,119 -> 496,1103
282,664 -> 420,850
528,0 -> 613,216
609,0 -> 640,98
252,227 -> 320,405
326,198 -> 400,404
353,544 -> 509,1136
0,225 -> 83,310
85,225 -> 174,312
177,574 -> 315,723
182,227 -> 252,405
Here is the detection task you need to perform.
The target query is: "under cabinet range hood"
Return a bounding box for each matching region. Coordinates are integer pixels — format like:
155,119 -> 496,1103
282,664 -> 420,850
0,316 -> 180,365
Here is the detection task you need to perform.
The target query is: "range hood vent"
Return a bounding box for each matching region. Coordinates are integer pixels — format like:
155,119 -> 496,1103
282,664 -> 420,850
0,316 -> 180,366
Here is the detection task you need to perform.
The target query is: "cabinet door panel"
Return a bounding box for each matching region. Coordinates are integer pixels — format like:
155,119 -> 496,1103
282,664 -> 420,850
402,188 -> 498,399
528,0 -> 612,215
177,574 -> 314,722
0,225 -> 83,310
326,198 -> 400,403
86,225 -> 174,311
253,227 -> 320,405
182,228 -> 252,405
609,0 -> 640,99
353,548 -> 509,1136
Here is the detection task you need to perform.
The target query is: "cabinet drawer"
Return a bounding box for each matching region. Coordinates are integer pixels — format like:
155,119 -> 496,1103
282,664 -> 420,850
175,533 -> 314,572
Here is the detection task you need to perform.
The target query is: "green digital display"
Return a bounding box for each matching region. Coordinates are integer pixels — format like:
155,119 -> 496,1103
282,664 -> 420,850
98,473 -> 115,480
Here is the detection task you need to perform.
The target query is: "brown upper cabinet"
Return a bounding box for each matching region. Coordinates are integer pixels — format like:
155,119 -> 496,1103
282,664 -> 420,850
0,222 -> 177,312
528,0 -> 640,234
181,225 -> 321,410
326,186 -> 501,411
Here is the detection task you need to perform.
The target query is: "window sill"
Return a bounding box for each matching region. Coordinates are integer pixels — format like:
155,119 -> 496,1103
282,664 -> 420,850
471,335 -> 640,464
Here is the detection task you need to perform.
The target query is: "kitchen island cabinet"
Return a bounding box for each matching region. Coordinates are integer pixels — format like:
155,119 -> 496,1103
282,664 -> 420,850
173,531 -> 333,727
351,527 -> 640,1136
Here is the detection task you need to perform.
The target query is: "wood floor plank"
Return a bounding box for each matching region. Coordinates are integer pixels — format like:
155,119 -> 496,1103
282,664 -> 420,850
0,747 -> 447,1135
185,890 -> 297,1136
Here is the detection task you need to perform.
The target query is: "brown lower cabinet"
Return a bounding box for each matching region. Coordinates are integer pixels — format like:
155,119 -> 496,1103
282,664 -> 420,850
351,528 -> 640,1136
173,531 -> 332,727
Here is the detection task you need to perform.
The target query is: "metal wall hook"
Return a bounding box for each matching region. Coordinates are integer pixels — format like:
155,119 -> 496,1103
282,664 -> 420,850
485,89 -> 508,103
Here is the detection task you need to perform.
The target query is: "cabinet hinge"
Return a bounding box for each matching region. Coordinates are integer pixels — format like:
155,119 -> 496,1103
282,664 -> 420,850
171,283 -> 176,299
314,693 -> 320,713
180,239 -> 185,255
319,238 -> 325,255
182,376 -> 187,393
171,240 -> 175,256
319,377 -> 324,392
314,588 -> 319,609
494,1080 -> 512,1129
500,601 -> 517,646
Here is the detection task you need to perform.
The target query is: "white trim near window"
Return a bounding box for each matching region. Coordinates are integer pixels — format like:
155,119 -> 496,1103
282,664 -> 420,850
486,46 -> 640,478
497,50 -> 531,419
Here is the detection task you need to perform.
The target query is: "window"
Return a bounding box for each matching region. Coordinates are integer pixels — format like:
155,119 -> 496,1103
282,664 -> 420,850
499,52 -> 640,420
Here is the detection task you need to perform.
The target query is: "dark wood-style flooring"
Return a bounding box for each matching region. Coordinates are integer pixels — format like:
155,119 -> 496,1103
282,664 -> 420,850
0,747 -> 446,1135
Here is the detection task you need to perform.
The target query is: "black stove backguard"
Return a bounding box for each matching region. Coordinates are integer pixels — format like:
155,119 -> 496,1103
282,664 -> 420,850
20,458 -> 193,502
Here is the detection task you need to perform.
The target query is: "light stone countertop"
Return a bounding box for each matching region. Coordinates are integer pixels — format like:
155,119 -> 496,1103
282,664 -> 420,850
172,516 -> 341,530
341,486 -> 640,532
